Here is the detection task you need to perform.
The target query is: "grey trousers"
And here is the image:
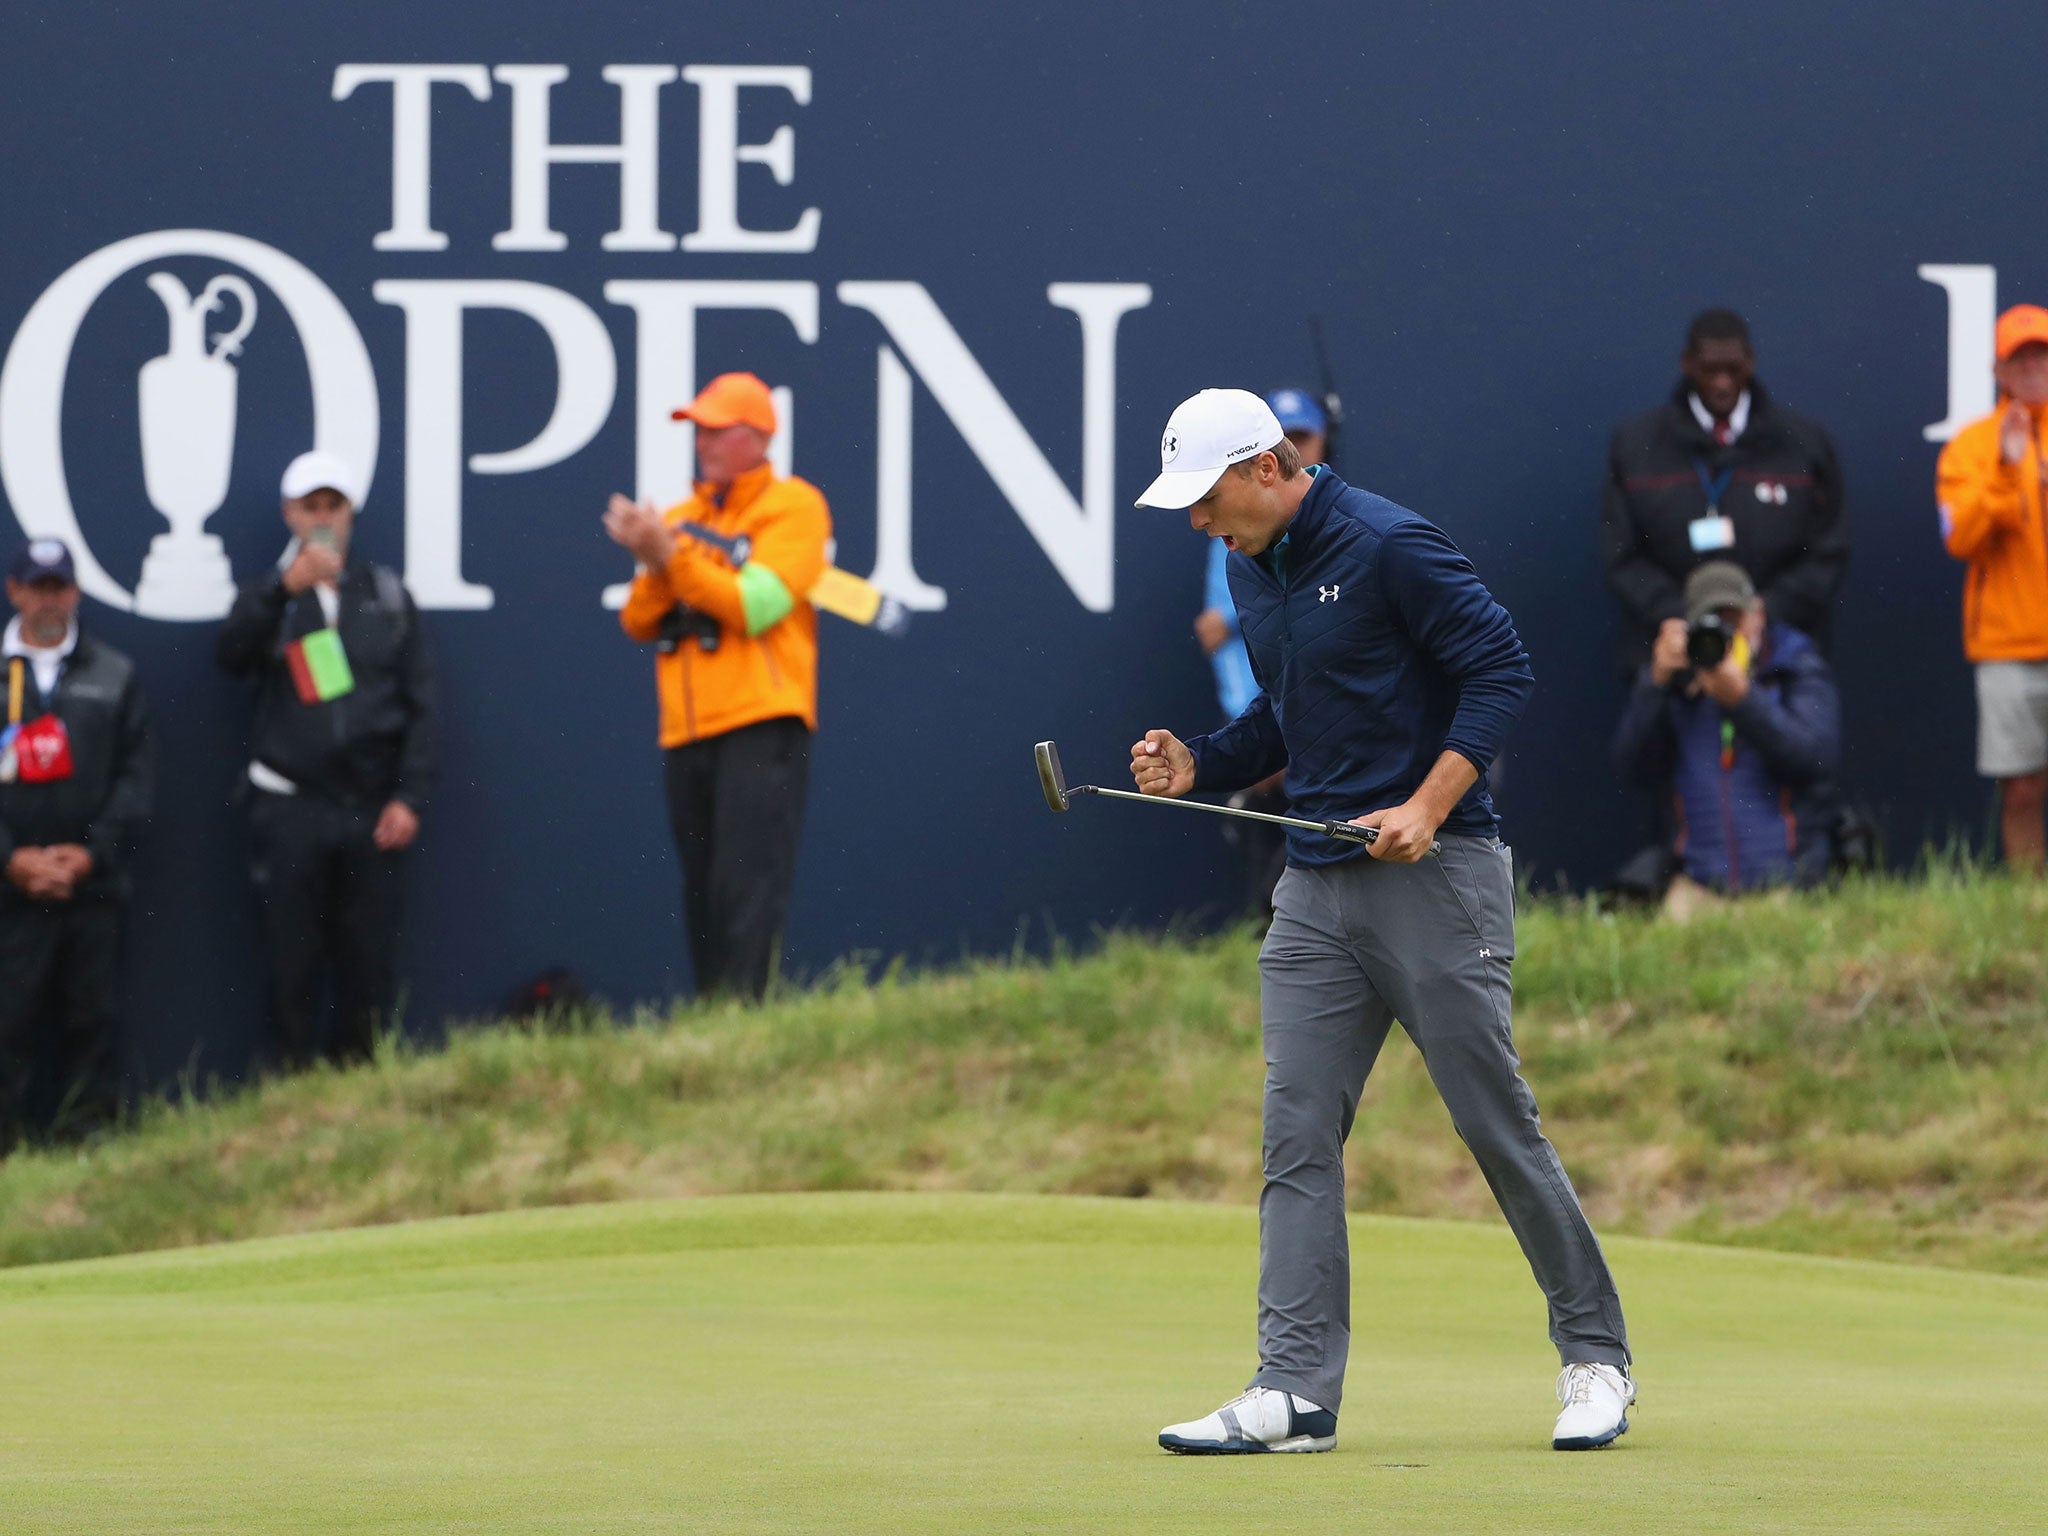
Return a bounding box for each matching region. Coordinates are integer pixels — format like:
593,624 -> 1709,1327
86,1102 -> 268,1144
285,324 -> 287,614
1249,839 -> 1629,1414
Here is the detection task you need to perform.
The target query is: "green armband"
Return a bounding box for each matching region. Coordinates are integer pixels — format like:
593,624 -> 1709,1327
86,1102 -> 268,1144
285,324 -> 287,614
737,563 -> 797,636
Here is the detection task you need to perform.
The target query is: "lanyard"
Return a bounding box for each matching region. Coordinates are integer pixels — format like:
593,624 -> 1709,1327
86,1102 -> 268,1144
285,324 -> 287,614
1694,458 -> 1734,517
6,657 -> 21,728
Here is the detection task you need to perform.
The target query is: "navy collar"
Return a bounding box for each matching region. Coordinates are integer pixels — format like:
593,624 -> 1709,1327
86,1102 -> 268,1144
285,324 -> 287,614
1282,464 -> 1344,548
1253,468 -> 1343,581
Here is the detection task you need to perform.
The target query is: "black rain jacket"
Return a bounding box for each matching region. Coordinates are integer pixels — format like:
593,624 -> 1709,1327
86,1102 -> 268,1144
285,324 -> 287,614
216,560 -> 436,811
0,632 -> 154,905
1601,378 -> 1848,671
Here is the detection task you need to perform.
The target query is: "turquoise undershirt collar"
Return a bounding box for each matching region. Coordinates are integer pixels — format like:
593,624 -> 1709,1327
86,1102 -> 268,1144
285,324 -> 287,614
1259,467 -> 1319,585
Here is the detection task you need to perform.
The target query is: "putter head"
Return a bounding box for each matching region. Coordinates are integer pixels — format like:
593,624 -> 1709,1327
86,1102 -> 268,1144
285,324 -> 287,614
1033,740 -> 1070,812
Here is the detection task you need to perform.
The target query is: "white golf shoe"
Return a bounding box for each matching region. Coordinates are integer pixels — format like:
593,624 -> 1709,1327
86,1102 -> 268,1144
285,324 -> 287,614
1551,1362 -> 1635,1450
1158,1386 -> 1337,1454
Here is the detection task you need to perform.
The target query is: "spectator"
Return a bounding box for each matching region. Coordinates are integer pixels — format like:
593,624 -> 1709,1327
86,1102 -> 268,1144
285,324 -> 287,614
1612,561 -> 1840,910
216,453 -> 436,1070
1602,309 -> 1848,672
604,373 -> 830,1001
1,539 -> 152,1143
1936,303 -> 2048,873
1192,389 -> 1328,915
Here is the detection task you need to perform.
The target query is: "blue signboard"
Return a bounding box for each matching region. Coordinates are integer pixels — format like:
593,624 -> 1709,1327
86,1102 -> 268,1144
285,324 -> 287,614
0,1 -> 2024,1081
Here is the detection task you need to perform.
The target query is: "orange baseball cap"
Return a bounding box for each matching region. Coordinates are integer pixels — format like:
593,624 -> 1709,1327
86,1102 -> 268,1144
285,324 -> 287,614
671,372 -> 777,433
1996,305 -> 2048,361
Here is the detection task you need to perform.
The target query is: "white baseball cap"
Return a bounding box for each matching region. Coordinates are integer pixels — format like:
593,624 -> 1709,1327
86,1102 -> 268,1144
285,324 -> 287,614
279,450 -> 363,506
1134,389 -> 1285,509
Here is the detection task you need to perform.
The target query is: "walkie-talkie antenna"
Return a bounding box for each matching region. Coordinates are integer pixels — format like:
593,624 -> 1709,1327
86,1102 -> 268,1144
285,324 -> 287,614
1308,314 -> 1345,475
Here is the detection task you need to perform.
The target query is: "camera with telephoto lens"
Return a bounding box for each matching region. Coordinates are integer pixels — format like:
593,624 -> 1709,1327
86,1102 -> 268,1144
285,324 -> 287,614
1685,613 -> 1732,670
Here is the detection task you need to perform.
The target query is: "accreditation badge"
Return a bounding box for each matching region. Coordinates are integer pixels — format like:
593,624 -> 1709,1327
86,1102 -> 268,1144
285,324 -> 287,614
0,722 -> 17,784
1687,514 -> 1736,553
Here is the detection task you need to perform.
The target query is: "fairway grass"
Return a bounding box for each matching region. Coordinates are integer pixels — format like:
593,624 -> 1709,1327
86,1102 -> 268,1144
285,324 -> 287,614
1,1194 -> 2043,1535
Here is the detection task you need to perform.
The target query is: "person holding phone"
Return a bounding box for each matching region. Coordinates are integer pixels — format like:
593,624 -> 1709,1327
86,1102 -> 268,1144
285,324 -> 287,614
217,452 -> 436,1070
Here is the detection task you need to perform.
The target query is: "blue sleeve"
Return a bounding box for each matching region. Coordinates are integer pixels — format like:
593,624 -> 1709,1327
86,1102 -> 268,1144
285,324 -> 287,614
1213,642 -> 1259,722
1611,670 -> 1677,786
1727,654 -> 1839,785
1203,539 -> 1238,634
1188,691 -> 1287,794
1376,520 -> 1534,776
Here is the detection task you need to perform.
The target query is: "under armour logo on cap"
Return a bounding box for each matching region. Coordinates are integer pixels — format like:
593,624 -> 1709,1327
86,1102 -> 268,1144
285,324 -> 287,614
1134,389 -> 1286,510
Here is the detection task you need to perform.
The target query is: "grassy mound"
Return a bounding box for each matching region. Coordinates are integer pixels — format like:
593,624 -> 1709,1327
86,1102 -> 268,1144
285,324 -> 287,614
2,1194 -> 2044,1534
2,868 -> 2046,1272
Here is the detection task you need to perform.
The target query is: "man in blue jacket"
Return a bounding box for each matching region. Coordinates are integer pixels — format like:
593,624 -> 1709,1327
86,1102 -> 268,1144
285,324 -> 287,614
1132,389 -> 1633,1454
1612,561 -> 1840,900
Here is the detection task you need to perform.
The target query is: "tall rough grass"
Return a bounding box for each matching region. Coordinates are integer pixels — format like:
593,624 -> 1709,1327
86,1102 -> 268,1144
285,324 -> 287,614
2,867 -> 2044,1272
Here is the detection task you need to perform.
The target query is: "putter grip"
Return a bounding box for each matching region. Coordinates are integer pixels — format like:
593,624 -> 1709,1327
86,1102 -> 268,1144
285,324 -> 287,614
1324,820 -> 1444,857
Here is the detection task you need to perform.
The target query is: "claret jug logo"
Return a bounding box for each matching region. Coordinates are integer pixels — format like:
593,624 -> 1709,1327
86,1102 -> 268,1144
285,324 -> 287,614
135,274 -> 258,620
0,231 -> 379,621
0,63 -> 1152,621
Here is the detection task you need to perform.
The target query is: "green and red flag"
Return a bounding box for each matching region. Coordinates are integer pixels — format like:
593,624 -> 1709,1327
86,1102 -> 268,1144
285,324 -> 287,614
285,628 -> 355,704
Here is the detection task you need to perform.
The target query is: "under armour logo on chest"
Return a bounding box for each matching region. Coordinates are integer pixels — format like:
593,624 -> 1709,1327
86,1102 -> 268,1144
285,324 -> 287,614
1318,584 -> 1341,603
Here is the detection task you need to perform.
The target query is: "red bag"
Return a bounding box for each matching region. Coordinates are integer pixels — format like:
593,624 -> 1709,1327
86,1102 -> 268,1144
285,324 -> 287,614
15,713 -> 74,783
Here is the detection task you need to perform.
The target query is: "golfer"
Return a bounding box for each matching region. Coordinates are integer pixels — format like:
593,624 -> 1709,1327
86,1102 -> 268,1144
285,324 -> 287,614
1134,389 -> 1634,1453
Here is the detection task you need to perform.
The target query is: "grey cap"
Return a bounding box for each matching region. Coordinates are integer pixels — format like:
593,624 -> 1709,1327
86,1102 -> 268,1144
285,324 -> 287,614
1684,560 -> 1756,623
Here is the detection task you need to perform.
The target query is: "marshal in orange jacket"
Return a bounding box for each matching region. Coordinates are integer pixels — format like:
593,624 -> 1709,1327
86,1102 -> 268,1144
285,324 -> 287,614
619,461 -> 831,745
1938,402 -> 2048,663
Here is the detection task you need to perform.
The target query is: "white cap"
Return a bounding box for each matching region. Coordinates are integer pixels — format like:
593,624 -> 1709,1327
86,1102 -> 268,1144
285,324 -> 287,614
279,450 -> 362,506
1134,389 -> 1285,509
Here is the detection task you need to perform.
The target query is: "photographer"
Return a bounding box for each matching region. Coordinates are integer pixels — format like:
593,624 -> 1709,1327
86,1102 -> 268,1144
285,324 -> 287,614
1612,561 -> 1840,903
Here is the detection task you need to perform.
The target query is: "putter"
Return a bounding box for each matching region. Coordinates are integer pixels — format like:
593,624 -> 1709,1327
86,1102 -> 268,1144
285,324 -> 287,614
1033,740 -> 1440,856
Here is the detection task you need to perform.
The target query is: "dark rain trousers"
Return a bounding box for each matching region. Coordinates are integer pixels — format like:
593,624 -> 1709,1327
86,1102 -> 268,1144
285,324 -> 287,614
0,898 -> 124,1144
246,791 -> 408,1070
662,714 -> 810,1001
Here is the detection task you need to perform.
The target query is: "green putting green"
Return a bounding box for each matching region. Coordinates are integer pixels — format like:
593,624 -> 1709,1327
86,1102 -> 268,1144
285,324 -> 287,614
1,1193 -> 2043,1534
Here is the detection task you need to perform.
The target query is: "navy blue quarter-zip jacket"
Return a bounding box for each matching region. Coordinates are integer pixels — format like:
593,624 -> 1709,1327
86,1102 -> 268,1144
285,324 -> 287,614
1185,469 -> 1534,865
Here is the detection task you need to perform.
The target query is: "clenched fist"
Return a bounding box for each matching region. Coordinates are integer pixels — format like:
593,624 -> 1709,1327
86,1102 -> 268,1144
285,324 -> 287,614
1129,729 -> 1196,798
